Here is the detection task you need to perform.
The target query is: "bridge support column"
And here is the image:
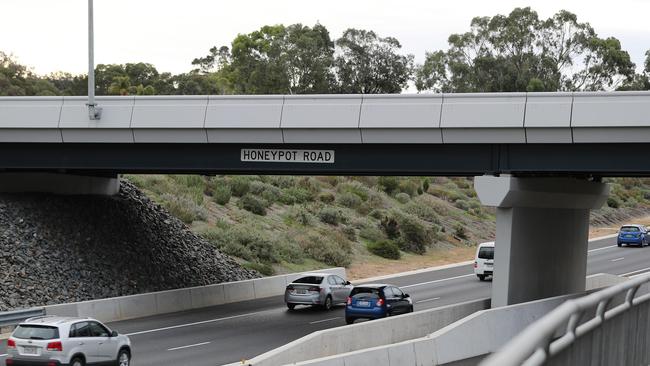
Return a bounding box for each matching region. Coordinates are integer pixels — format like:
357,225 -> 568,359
0,173 -> 119,195
475,176 -> 609,307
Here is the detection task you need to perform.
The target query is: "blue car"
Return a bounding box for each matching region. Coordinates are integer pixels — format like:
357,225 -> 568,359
617,225 -> 649,247
345,284 -> 413,324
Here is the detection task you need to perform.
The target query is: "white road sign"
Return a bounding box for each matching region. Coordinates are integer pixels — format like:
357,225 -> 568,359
241,149 -> 335,163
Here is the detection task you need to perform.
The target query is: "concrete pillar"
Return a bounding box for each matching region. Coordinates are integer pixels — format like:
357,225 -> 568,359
475,176 -> 609,307
0,173 -> 119,195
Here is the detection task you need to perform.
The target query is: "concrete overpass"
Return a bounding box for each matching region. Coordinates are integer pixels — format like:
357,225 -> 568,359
0,91 -> 647,307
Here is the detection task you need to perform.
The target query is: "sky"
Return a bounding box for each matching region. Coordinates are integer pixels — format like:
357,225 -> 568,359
1,0 -> 649,76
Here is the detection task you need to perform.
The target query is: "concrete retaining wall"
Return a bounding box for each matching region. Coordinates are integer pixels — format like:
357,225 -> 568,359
235,298 -> 491,366
44,268 -> 345,323
282,273 -> 628,366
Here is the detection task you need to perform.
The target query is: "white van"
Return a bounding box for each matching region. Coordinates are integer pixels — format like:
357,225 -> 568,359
474,241 -> 494,281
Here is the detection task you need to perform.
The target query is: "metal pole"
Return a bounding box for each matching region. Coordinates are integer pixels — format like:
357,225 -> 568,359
87,0 -> 101,119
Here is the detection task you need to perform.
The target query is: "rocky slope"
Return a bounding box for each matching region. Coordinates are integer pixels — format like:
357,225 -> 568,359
0,182 -> 258,311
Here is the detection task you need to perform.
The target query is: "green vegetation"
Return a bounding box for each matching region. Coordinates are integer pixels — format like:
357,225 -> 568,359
125,174 -> 650,276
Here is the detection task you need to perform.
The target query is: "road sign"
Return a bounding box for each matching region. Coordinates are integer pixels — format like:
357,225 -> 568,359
241,149 -> 335,163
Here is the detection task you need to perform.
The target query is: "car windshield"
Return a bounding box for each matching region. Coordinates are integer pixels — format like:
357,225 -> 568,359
293,276 -> 323,284
478,247 -> 494,259
350,287 -> 380,298
13,325 -> 59,340
621,226 -> 641,232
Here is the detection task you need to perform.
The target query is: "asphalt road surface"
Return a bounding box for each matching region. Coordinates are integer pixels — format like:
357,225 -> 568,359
2,235 -> 650,366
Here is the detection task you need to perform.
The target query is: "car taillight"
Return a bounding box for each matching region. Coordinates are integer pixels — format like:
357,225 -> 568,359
346,296 -> 352,305
7,338 -> 16,348
308,286 -> 320,292
286,285 -> 294,291
474,261 -> 477,268
376,298 -> 385,306
46,341 -> 63,352
48,362 -> 57,366
5,359 -> 13,365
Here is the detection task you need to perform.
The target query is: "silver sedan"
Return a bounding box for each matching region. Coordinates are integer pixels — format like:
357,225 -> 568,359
284,273 -> 353,310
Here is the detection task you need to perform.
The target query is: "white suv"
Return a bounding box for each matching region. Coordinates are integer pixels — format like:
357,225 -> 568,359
6,315 -> 131,366
474,241 -> 494,281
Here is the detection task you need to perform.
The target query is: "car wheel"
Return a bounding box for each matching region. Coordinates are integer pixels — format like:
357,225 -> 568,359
345,317 -> 355,325
322,295 -> 333,311
71,357 -> 85,366
477,275 -> 486,281
117,349 -> 130,366
409,305 -> 414,313
617,242 -> 622,247
287,303 -> 296,310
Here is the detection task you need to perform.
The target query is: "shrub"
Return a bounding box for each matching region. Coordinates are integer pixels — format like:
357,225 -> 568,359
342,225 -> 357,241
367,240 -> 401,260
378,176 -> 399,194
286,206 -> 315,226
380,216 -> 400,239
404,197 -> 441,223
338,192 -> 362,208
239,194 -> 267,215
397,215 -> 430,254
267,175 -> 296,188
244,262 -> 275,276
230,176 -> 251,197
454,224 -> 468,240
395,192 -> 410,204
213,185 -> 231,205
398,180 -> 419,196
359,225 -> 385,242
283,187 -> 315,203
319,192 -> 336,203
454,199 -> 470,210
337,181 -> 369,201
160,193 -> 207,224
417,187 -> 424,195
319,207 -> 341,225
299,232 -> 352,267
422,178 -> 430,192
297,177 -> 322,195
607,196 -> 621,208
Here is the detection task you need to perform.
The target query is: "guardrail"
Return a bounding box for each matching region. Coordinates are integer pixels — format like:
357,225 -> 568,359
0,308 -> 45,328
481,272 -> 650,366
45,267 -> 346,323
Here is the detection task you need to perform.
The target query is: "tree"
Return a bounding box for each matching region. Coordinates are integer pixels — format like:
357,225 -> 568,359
415,8 -> 635,92
196,23 -> 336,94
335,29 -> 414,94
619,50 -> 650,91
0,52 -> 60,96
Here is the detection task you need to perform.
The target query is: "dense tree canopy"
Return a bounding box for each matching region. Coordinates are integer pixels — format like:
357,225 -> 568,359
415,8 -> 637,92
1,10 -> 648,97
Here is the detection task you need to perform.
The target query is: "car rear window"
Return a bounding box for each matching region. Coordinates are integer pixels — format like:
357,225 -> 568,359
478,247 -> 494,260
621,226 -> 641,232
13,325 -> 59,340
293,276 -> 323,284
350,287 -> 381,298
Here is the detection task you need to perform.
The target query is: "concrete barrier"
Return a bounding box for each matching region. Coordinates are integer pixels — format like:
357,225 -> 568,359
233,298 -> 490,366
287,273 -> 629,366
44,268 -> 345,323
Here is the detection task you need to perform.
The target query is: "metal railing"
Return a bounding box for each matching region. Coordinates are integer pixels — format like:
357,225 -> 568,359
481,272 -> 650,366
0,308 -> 45,328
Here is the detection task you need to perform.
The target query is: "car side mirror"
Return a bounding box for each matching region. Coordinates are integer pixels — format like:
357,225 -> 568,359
345,281 -> 351,286
110,330 -> 118,337
403,293 -> 410,298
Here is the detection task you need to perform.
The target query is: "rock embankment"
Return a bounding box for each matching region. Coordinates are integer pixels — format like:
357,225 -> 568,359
0,181 -> 258,311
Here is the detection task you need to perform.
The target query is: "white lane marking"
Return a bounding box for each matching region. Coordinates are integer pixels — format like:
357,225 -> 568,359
125,310 -> 271,336
416,297 -> 441,304
0,354 -> 6,357
588,245 -> 617,253
611,257 -> 625,262
309,317 -> 340,325
167,341 -> 211,351
401,274 -> 475,289
619,267 -> 650,277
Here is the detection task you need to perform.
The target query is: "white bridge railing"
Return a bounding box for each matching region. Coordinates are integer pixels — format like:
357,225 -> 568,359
481,272 -> 650,366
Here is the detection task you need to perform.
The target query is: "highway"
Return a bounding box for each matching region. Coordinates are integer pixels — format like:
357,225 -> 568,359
2,235 -> 650,366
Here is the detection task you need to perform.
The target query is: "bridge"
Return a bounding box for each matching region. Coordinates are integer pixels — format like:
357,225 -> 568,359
1,91 -> 650,365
